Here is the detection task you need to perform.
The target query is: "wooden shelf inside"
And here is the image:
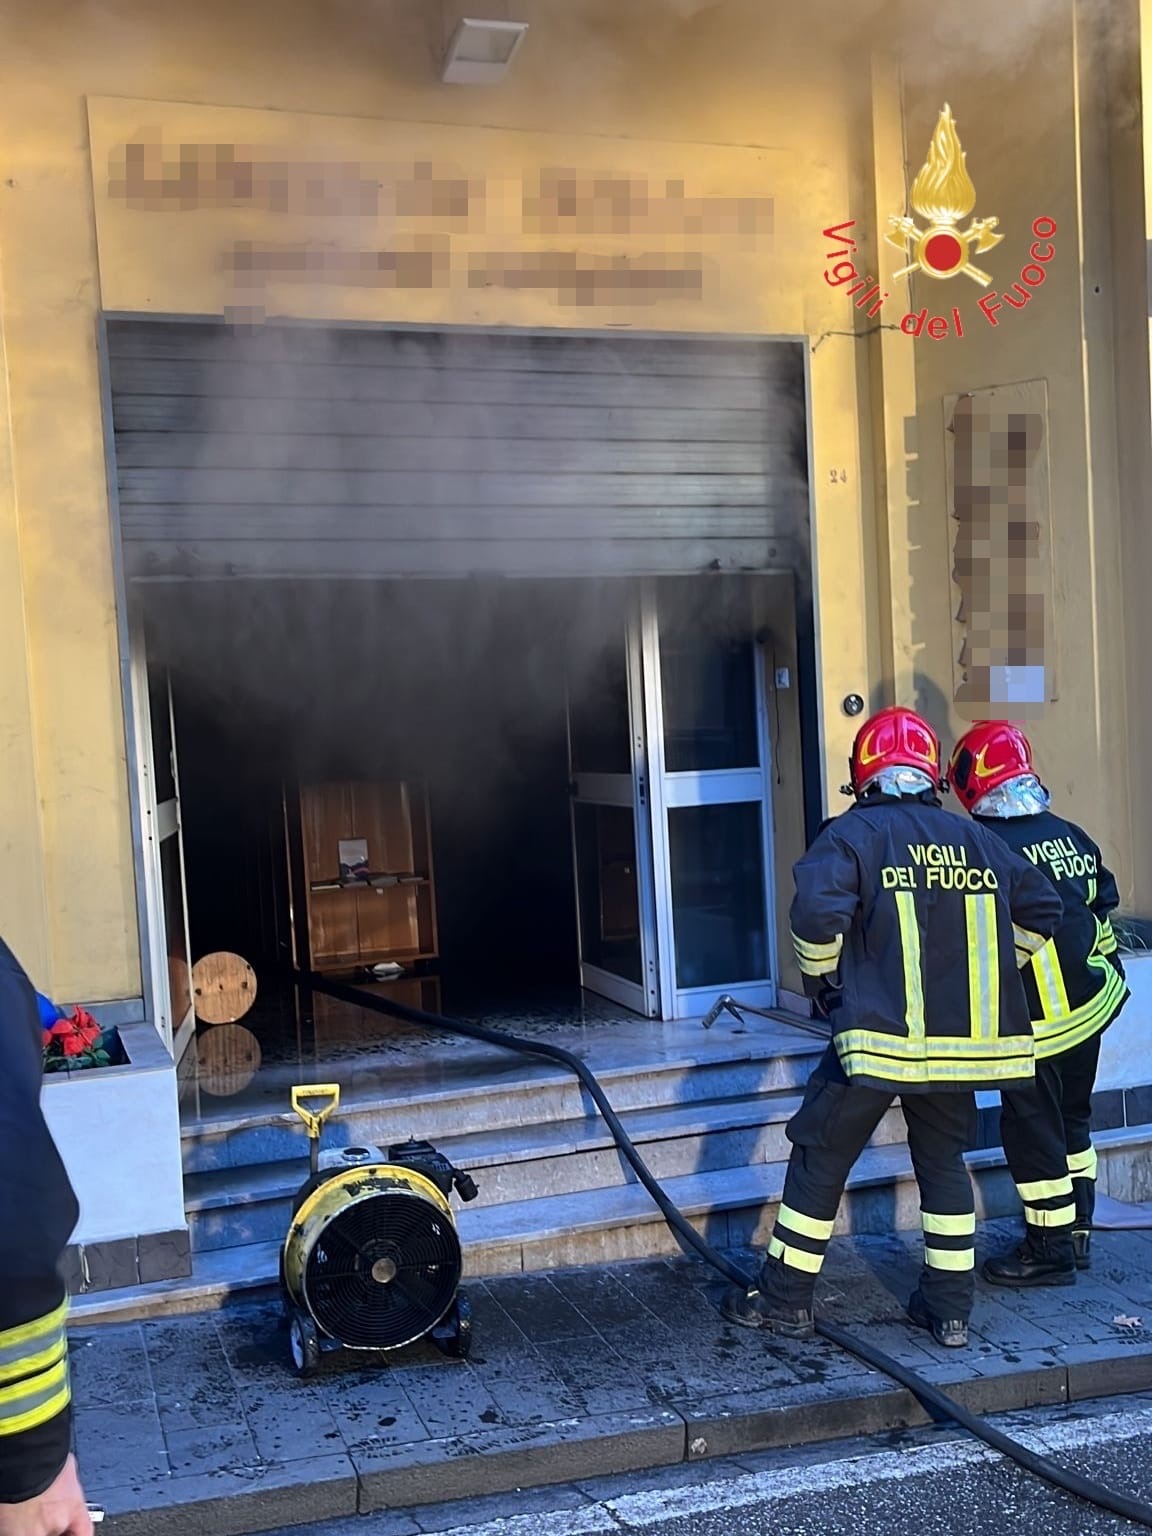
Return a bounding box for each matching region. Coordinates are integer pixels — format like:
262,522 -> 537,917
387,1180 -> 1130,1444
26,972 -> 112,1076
289,779 -> 439,975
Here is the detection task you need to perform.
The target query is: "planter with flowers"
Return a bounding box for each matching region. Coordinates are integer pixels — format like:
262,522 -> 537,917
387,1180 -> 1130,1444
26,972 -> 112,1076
39,996 -> 129,1074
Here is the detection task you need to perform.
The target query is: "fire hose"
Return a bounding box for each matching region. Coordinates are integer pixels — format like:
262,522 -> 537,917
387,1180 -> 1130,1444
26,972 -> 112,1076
310,973 -> 1152,1528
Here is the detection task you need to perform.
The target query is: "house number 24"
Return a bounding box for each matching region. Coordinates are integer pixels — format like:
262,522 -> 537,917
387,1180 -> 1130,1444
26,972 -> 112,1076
829,468 -> 848,484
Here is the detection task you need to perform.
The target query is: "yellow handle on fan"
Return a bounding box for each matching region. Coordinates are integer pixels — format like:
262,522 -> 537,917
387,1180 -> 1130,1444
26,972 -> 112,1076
291,1083 -> 342,1140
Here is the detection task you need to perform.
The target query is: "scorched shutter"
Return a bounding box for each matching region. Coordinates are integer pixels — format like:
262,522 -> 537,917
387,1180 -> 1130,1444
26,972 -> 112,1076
105,321 -> 809,581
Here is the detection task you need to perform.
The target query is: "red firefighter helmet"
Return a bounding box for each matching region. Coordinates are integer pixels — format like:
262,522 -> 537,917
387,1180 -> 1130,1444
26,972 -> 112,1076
848,706 -> 943,794
947,721 -> 1034,812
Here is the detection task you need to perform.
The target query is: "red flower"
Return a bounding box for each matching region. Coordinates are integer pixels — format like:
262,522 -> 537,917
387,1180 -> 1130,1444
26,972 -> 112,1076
47,1009 -> 102,1057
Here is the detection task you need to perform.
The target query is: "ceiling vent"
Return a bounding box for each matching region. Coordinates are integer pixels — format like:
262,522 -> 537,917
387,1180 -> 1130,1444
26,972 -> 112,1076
441,17 -> 529,84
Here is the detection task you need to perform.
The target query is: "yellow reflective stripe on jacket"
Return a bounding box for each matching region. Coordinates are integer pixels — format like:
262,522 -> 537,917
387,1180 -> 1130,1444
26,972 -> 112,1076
837,1028 -> 1032,1060
1033,960 -> 1128,1058
1013,923 -> 1049,955
1097,919 -> 1118,956
776,1204 -> 835,1242
894,892 -> 925,1041
791,930 -> 843,977
0,1332 -> 66,1388
1032,940 -> 1071,1022
0,1357 -> 70,1439
0,1301 -> 69,1385
922,1211 -> 977,1237
965,895 -> 998,1040
0,1300 -> 68,1355
836,1050 -> 1034,1086
768,1235 -> 824,1274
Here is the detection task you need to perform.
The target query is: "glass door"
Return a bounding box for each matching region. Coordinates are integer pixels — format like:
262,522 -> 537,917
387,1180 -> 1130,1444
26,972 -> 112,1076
641,578 -> 777,1021
129,615 -> 196,1061
566,597 -> 660,1016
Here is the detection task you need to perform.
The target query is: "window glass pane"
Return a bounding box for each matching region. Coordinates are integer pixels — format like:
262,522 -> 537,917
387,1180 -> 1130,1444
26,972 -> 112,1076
668,802 -> 767,988
161,835 -> 192,1026
149,672 -> 176,803
568,634 -> 631,775
573,802 -> 642,983
658,581 -> 758,772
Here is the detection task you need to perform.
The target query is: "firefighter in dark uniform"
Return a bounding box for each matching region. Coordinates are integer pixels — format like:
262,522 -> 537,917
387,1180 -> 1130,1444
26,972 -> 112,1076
949,722 -> 1129,1285
722,707 -> 1062,1348
0,937 -> 92,1536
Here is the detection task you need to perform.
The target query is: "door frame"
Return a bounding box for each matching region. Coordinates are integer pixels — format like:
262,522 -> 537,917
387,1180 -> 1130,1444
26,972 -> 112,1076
128,612 -> 196,1061
639,578 -> 780,1021
566,595 -> 661,1016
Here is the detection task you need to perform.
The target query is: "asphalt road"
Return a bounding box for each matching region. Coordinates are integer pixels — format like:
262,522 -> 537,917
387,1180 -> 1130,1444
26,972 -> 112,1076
264,1392 -> 1152,1536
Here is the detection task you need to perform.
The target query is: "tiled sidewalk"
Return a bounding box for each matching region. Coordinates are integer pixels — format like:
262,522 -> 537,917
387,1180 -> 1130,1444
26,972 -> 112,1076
74,1221 -> 1152,1536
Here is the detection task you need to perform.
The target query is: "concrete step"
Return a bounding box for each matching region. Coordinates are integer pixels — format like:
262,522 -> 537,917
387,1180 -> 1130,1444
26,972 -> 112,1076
180,1028 -> 828,1176
183,1090 -> 910,1252
83,1122 -> 1152,1326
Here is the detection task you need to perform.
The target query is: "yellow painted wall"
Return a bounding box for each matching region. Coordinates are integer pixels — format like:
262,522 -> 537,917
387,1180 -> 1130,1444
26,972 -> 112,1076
0,0 -> 1142,998
892,0 -> 1141,905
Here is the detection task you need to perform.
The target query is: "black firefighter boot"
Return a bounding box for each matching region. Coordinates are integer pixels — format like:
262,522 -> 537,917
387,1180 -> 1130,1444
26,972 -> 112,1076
982,1227 -> 1077,1288
721,1254 -> 815,1338
1072,1181 -> 1094,1271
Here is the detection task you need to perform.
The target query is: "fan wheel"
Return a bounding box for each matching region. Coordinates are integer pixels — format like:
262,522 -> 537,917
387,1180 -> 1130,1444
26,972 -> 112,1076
302,1189 -> 463,1351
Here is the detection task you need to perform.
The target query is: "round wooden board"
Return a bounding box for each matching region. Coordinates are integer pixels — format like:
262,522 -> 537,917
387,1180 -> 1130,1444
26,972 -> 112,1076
196,1024 -> 263,1097
191,951 -> 258,1025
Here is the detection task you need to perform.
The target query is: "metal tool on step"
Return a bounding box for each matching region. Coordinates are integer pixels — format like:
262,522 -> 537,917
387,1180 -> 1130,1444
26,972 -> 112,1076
701,993 -> 830,1039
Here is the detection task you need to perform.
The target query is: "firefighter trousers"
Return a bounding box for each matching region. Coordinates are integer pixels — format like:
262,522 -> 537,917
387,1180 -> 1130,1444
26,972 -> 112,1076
758,1047 -> 977,1323
999,1030 -> 1102,1246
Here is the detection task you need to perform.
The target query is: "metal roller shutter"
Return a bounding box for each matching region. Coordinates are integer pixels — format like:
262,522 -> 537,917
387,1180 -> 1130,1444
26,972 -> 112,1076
105,320 -> 810,581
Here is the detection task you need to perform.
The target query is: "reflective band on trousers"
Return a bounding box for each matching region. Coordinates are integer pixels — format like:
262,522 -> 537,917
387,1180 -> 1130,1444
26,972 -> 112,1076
924,1247 -> 975,1271
921,1211 -> 976,1236
1068,1147 -> 1099,1179
1023,1203 -> 1077,1229
768,1235 -> 824,1274
1017,1176 -> 1074,1203
0,1301 -> 68,1385
0,1357 -> 70,1438
776,1204 -> 835,1242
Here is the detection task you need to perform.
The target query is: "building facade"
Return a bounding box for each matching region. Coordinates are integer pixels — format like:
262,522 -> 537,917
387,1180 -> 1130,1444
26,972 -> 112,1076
2,0 -> 1151,1285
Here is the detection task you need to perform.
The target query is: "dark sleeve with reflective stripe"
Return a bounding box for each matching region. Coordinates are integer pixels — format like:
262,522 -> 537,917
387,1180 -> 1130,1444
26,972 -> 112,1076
1088,842 -> 1121,918
0,939 -> 79,1503
789,826 -> 860,975
1005,851 -> 1064,961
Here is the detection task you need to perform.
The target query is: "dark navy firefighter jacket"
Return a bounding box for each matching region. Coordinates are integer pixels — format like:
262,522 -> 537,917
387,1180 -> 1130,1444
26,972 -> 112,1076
974,810 -> 1128,1059
0,936 -> 79,1503
790,795 -> 1063,1093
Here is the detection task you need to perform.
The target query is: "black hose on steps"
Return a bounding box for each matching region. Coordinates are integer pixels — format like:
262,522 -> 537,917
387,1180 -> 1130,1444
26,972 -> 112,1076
308,974 -> 1152,1529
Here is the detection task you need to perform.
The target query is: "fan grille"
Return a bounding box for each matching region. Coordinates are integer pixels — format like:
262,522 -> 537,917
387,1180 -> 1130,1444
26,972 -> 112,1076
302,1190 -> 463,1349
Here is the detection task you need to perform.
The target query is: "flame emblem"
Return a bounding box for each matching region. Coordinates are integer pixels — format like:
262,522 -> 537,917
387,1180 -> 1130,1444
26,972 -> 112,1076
886,104 -> 1003,286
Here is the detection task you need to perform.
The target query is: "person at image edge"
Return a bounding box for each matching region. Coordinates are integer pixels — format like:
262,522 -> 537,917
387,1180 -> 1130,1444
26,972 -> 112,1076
0,937 -> 92,1536
949,722 -> 1129,1286
723,706 -> 1062,1348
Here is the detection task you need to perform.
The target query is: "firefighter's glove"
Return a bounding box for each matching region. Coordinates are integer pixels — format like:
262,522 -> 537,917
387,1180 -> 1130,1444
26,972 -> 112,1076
802,970 -> 843,1020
